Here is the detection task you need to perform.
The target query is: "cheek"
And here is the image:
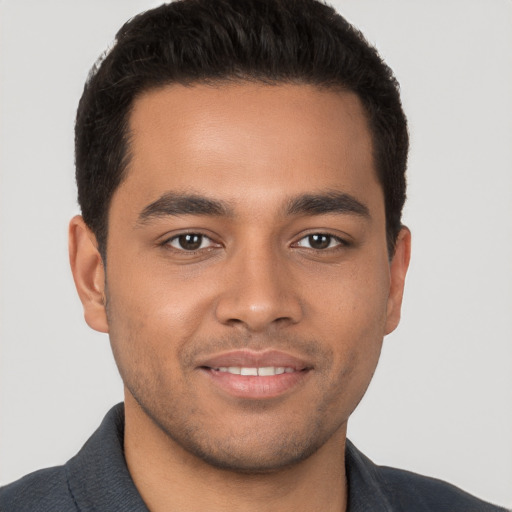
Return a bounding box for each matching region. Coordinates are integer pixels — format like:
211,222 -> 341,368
106,251 -> 215,338
308,255 -> 390,378
311,255 -> 390,334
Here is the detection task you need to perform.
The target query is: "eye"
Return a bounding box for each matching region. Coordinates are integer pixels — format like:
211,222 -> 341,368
295,233 -> 345,250
166,233 -> 216,251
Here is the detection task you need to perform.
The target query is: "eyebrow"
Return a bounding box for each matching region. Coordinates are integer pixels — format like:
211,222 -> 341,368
137,192 -> 233,223
286,191 -> 370,218
137,189 -> 370,225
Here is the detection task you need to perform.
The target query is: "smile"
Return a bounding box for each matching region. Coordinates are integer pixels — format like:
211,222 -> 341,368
197,350 -> 312,399
211,366 -> 297,376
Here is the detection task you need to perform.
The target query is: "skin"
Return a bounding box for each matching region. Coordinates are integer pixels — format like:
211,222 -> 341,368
69,83 -> 411,512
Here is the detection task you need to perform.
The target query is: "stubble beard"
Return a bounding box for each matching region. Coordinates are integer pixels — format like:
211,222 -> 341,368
105,291 -> 359,475
113,340 -> 352,474
127,377 -> 345,475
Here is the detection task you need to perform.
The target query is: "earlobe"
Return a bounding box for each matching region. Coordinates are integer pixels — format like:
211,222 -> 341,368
68,215 -> 109,333
385,226 -> 411,335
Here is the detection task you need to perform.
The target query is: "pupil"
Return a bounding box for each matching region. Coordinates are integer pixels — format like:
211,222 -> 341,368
179,234 -> 202,250
309,234 -> 330,249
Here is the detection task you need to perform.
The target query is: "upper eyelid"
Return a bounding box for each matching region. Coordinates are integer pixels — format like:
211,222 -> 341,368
159,229 -> 350,247
293,231 -> 350,244
163,233 -> 221,254
161,230 -> 218,243
293,234 -> 346,248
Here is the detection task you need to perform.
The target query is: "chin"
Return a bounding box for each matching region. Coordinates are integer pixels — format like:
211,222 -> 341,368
172,431 -> 328,475
134,391 -> 336,475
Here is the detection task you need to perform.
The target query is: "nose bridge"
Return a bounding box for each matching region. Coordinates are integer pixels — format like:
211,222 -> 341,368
215,239 -> 302,331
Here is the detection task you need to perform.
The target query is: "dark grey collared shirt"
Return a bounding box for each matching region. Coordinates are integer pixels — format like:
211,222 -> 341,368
0,404 -> 507,511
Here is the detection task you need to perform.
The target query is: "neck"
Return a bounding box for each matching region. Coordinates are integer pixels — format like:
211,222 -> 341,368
123,396 -> 348,512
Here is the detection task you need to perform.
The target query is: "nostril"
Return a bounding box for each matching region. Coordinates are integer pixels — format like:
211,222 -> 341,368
225,318 -> 244,326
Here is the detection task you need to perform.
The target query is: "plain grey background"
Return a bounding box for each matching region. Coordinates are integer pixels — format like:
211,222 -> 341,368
1,0 -> 511,507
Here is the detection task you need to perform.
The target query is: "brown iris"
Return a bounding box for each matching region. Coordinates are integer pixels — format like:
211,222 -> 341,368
307,234 -> 332,249
177,234 -> 203,250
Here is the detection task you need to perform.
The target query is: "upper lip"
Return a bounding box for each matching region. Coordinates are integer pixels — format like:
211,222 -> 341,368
198,349 -> 312,371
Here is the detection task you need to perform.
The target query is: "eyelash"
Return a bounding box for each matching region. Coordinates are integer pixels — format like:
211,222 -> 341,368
162,232 -> 220,253
293,233 -> 349,251
161,232 -> 349,254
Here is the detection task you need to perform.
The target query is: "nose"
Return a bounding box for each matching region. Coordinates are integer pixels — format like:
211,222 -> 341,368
215,245 -> 303,332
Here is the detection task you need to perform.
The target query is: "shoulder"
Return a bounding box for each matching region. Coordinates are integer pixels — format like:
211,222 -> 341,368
376,464 -> 508,512
0,465 -> 77,512
345,440 -> 508,512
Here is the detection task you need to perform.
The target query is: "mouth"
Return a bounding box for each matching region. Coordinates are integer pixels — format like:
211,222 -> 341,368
197,350 -> 312,399
209,366 -> 298,376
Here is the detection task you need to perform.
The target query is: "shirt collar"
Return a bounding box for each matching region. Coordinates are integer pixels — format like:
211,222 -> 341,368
345,439 -> 394,512
65,403 -> 149,511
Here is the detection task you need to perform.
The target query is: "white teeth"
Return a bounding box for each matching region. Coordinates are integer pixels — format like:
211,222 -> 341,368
258,367 -> 277,376
213,366 -> 295,376
240,367 -> 258,376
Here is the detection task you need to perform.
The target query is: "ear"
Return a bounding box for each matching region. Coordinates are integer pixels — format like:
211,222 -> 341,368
385,226 -> 411,335
68,215 -> 109,333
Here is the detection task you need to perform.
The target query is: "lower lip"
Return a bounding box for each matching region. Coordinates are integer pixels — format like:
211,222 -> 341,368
200,368 -> 310,399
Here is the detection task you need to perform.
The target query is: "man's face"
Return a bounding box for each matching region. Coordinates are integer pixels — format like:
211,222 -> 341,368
91,84 -> 408,472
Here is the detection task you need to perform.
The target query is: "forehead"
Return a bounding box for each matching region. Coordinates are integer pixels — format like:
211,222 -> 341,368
119,83 -> 380,213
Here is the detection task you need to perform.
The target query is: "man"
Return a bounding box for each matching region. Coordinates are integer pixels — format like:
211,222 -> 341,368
0,0 -> 508,510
